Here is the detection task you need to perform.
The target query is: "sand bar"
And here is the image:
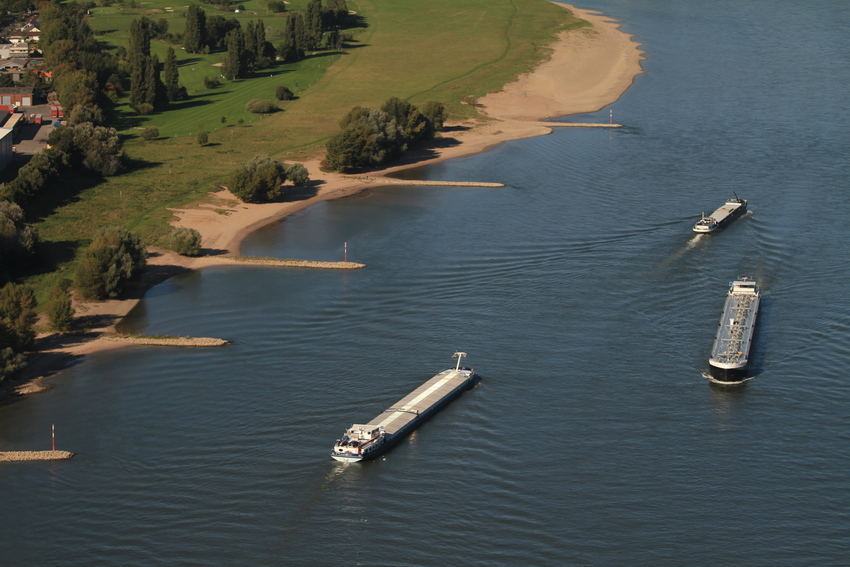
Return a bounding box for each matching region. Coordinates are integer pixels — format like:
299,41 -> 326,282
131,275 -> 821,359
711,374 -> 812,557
9,3 -> 645,400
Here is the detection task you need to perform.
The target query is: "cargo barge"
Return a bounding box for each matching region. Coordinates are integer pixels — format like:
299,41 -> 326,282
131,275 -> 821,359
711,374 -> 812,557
708,277 -> 760,383
331,352 -> 476,462
694,194 -> 748,233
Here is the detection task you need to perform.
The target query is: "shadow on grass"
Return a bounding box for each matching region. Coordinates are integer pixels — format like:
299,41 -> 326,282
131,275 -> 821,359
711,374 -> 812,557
24,174 -> 105,224
177,57 -> 205,67
125,156 -> 164,173
346,14 -> 368,28
34,240 -> 81,275
340,40 -> 369,51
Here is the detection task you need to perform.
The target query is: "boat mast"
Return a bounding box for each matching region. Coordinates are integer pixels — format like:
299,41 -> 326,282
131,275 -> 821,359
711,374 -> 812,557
453,351 -> 467,371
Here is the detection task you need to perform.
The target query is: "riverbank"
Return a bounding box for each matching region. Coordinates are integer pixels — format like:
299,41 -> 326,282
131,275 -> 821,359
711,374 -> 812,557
8,3 -> 644,401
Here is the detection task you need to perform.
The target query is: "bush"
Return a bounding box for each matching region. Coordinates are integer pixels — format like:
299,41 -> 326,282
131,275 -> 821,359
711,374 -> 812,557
141,126 -> 159,141
284,163 -> 309,186
275,86 -> 294,101
45,279 -> 75,333
197,131 -> 208,146
166,228 -> 202,256
245,99 -> 279,114
268,0 -> 286,12
204,76 -> 222,89
134,103 -> 155,115
227,156 -> 286,203
74,227 -> 147,300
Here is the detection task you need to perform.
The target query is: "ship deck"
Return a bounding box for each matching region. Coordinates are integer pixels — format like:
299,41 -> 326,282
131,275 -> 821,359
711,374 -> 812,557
710,292 -> 759,367
366,370 -> 471,436
710,202 -> 743,223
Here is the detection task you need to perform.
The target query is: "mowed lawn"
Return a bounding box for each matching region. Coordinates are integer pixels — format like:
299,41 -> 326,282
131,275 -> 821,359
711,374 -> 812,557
30,0 -> 574,294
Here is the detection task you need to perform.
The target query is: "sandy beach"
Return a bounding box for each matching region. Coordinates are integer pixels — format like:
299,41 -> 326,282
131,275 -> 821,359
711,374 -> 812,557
9,3 -> 644,401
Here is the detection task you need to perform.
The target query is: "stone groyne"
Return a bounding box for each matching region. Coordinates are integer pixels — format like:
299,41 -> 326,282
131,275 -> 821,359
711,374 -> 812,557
540,122 -> 623,128
343,176 -> 504,188
221,257 -> 366,269
100,334 -> 230,347
0,451 -> 75,462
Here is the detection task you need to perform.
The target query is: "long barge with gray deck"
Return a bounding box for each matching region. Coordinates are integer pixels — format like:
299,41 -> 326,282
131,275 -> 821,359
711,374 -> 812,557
709,277 -> 760,384
331,352 -> 476,462
694,194 -> 748,233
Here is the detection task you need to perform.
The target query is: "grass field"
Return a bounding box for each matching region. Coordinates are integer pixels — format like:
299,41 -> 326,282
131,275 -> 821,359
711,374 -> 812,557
26,0 -> 579,300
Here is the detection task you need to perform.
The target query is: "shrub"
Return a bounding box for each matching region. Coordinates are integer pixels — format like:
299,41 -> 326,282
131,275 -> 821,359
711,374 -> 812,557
45,279 -> 75,333
166,228 -> 202,256
275,86 -> 294,101
204,76 -> 222,89
227,156 -> 286,203
284,163 -> 309,185
141,126 -> 159,141
134,103 -> 155,115
245,99 -> 278,114
197,131 -> 208,146
268,0 -> 286,12
74,227 -> 147,300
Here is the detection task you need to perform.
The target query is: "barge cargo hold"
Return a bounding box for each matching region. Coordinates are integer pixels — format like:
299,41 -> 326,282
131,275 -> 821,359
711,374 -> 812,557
694,194 -> 748,233
708,277 -> 760,383
331,352 -> 476,462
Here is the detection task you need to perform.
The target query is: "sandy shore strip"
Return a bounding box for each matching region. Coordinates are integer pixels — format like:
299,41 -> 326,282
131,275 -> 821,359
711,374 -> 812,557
8,3 -> 644,400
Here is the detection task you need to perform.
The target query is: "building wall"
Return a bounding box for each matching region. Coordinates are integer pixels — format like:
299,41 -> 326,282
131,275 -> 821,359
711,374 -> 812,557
0,128 -> 13,173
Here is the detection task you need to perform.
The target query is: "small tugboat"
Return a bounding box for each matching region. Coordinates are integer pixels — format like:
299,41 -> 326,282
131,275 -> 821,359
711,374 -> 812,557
331,352 -> 477,462
708,277 -> 760,384
694,193 -> 748,233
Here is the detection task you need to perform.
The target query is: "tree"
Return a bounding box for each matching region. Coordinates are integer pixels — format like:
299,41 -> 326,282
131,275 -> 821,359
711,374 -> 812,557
323,0 -> 348,29
275,85 -> 294,101
0,282 -> 35,380
166,228 -> 202,256
227,156 -> 287,203
420,101 -> 448,132
304,0 -> 323,50
142,126 -> 159,140
44,279 -> 75,333
222,27 -> 247,80
197,131 -> 208,146
0,283 -> 37,352
54,68 -> 98,116
0,201 -> 38,277
74,227 -> 147,300
184,5 -> 207,54
268,0 -> 286,13
48,122 -> 126,177
129,17 -> 152,58
380,97 -> 433,143
276,14 -> 302,63
164,47 -> 180,102
325,105 -> 407,172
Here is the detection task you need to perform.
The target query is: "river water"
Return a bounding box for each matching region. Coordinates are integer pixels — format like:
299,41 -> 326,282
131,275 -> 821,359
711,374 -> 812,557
2,1 -> 849,564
